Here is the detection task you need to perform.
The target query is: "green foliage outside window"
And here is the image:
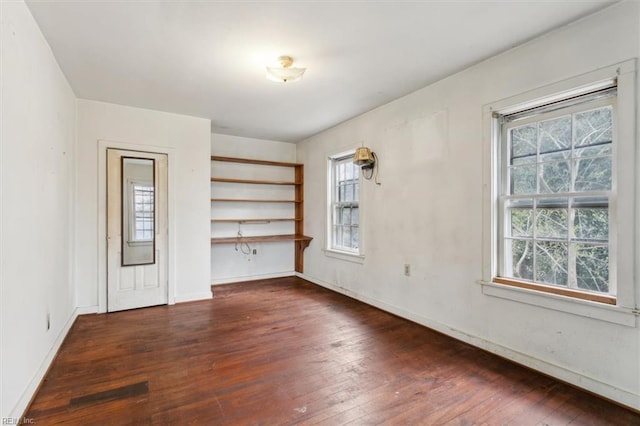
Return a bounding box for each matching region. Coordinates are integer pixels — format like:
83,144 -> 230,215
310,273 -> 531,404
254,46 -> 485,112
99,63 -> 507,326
504,105 -> 612,294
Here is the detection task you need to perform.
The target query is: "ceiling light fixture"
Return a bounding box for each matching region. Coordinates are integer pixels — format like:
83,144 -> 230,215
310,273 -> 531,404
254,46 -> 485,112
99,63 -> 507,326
266,56 -> 306,83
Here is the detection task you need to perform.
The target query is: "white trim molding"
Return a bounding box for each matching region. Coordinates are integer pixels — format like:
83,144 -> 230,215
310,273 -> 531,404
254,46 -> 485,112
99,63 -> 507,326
174,291 -> 213,304
9,307 -> 80,419
477,280 -> 637,327
211,271 -> 296,286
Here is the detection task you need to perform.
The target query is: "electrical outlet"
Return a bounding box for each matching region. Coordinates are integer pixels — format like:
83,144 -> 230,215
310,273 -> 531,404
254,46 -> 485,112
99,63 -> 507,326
404,264 -> 410,277
253,249 -> 257,255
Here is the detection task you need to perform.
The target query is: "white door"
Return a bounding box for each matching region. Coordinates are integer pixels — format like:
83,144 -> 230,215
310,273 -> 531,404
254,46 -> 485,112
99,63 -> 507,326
107,149 -> 168,312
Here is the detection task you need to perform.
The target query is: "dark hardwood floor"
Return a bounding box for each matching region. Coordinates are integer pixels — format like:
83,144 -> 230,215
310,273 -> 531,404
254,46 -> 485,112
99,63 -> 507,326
26,277 -> 639,425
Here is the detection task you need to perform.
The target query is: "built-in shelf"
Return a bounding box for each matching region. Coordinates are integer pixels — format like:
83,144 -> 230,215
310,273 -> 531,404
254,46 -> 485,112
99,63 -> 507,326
210,156 -> 312,273
211,156 -> 299,168
211,177 -> 298,185
211,234 -> 313,244
210,218 -> 300,223
211,198 -> 299,203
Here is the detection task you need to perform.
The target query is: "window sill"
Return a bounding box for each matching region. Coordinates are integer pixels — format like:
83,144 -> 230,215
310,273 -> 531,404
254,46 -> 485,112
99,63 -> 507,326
324,248 -> 365,264
477,280 -> 637,327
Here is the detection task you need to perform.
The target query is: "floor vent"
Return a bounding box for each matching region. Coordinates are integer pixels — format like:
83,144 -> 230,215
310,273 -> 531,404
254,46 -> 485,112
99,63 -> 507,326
69,381 -> 149,407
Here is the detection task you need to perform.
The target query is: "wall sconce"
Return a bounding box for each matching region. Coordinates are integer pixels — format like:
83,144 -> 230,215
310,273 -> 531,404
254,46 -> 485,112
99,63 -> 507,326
353,146 -> 381,185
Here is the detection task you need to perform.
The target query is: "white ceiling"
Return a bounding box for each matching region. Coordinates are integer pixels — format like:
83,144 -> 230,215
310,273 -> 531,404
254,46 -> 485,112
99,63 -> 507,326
26,0 -> 615,143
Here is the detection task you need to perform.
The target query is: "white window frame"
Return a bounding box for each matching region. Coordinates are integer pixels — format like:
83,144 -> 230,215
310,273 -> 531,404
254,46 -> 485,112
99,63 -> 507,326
326,150 -> 364,261
480,59 -> 638,326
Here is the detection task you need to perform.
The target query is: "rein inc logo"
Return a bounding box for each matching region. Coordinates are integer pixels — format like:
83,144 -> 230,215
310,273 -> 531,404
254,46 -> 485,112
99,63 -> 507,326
2,418 -> 34,425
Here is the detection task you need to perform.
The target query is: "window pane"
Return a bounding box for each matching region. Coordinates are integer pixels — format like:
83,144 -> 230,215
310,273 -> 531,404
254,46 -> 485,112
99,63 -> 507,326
536,207 -> 568,239
574,157 -> 611,191
352,207 -> 359,225
509,239 -> 533,280
509,207 -> 533,237
575,243 -> 609,293
345,183 -> 354,202
333,226 -> 342,247
575,144 -> 611,159
351,227 -> 359,250
539,115 -> 571,155
538,161 -> 570,193
350,163 -> 358,180
510,124 -> 537,165
339,184 -> 346,202
334,207 -> 342,225
535,241 -> 568,286
575,106 -> 612,147
342,207 -> 351,226
342,227 -> 351,248
540,151 -> 570,162
510,165 -> 536,194
573,206 -> 608,240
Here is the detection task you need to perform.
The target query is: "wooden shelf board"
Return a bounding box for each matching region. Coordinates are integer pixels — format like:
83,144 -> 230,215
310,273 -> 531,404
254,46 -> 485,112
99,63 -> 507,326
211,234 -> 313,244
211,156 -> 301,168
211,177 -> 299,185
211,198 -> 299,203
211,218 -> 300,223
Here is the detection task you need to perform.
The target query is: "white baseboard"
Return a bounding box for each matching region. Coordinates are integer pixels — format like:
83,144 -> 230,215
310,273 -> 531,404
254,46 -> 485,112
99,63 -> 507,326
10,306 -> 81,419
75,305 -> 98,315
296,272 -> 640,411
174,290 -> 213,303
211,271 -> 295,285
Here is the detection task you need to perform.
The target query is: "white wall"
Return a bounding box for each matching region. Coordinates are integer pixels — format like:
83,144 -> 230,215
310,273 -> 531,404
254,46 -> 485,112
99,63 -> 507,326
211,134 -> 297,283
297,2 -> 640,410
76,100 -> 212,306
0,1 -> 77,418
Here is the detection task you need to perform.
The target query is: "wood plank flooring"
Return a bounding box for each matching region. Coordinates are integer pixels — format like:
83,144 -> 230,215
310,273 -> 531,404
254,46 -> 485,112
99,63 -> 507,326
26,277 -> 639,425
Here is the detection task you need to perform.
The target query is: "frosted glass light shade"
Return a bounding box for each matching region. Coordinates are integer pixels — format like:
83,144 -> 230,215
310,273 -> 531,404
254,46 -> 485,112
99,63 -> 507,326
266,66 -> 306,83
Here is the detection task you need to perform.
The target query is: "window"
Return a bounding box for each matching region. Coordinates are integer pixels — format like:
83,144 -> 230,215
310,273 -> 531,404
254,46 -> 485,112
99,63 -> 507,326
495,87 -> 616,303
483,60 -> 637,323
130,182 -> 154,242
329,152 -> 360,253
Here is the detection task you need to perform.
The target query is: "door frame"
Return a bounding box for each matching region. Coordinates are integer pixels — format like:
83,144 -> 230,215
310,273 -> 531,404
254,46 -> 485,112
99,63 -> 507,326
97,139 -> 176,313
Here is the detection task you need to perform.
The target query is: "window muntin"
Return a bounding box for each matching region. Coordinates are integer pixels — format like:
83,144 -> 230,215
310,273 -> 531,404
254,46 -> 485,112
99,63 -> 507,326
330,154 -> 360,253
499,92 -> 615,297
